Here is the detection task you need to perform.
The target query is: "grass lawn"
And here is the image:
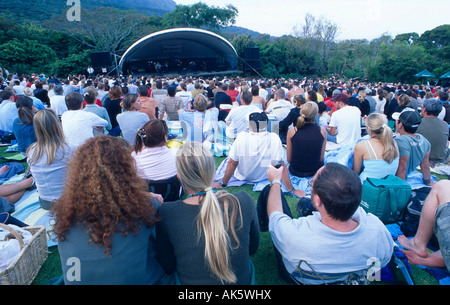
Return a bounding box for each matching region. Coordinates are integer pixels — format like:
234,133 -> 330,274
0,147 -> 442,285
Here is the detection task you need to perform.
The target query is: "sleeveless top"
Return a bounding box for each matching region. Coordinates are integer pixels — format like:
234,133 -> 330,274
359,140 -> 399,182
289,123 -> 324,177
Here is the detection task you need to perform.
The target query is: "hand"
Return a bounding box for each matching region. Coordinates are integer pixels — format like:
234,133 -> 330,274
149,192 -> 163,204
426,180 -> 436,187
292,189 -> 306,197
211,181 -> 222,189
267,164 -> 283,183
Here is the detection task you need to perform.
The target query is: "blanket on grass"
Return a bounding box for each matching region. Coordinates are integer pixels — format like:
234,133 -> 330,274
386,223 -> 450,285
1,173 -> 57,248
215,139 -> 436,195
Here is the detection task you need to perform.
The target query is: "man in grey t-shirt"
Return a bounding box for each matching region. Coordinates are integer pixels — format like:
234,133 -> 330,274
417,99 -> 449,164
392,108 -> 434,186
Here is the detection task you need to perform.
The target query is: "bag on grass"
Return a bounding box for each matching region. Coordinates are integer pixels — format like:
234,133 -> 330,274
400,187 -> 431,237
360,175 -> 412,224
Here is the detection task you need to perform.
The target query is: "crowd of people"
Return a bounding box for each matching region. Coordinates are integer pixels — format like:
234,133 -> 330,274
0,68 -> 449,285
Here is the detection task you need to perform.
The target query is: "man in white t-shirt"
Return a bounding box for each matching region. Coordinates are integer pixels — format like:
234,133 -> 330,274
265,89 -> 293,121
215,112 -> 283,187
61,92 -> 108,147
327,93 -> 361,146
225,91 -> 262,139
265,162 -> 393,284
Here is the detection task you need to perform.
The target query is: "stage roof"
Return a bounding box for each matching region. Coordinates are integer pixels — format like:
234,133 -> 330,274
119,28 -> 238,72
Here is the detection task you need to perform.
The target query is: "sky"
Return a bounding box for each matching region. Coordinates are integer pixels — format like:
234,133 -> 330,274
174,0 -> 450,41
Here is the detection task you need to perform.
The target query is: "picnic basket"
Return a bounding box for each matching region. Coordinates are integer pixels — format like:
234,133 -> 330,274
0,223 -> 48,285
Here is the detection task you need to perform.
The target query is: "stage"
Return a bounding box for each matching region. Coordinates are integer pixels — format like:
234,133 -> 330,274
129,69 -> 244,79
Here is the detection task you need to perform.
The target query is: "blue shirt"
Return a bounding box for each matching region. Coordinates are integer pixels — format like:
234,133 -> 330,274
12,118 -> 37,152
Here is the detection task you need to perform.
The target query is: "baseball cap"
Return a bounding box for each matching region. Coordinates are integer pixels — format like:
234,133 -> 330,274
248,111 -> 268,132
392,108 -> 422,128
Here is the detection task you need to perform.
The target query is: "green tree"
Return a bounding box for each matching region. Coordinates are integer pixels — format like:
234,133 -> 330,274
46,7 -> 149,55
162,2 -> 238,31
0,38 -> 57,74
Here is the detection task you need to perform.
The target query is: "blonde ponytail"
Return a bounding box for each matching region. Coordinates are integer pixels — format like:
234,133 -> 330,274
296,101 -> 318,129
365,113 -> 398,163
176,142 -> 242,283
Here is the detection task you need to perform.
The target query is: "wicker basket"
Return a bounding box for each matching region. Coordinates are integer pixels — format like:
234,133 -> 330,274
0,223 -> 48,285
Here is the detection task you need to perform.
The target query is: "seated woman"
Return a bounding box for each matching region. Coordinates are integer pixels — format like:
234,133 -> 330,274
26,109 -> 75,210
155,142 -> 260,285
102,85 -> 123,137
286,102 -> 327,179
353,113 -> 400,182
13,96 -> 37,153
53,135 -> 172,285
132,119 -> 178,182
178,94 -> 208,143
116,93 -> 149,146
279,95 -> 306,144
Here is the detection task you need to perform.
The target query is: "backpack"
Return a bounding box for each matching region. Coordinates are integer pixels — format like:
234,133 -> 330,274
399,187 -> 431,236
360,175 -> 412,224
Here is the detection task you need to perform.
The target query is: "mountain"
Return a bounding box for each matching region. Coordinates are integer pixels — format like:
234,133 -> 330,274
1,0 -> 177,24
2,0 -> 263,38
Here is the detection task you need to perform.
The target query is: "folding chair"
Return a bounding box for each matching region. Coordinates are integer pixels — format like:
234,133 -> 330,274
147,175 -> 182,202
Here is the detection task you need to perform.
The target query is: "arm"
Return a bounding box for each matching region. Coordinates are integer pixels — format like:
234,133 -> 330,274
267,165 -> 284,217
286,127 -> 295,163
212,158 -> 239,188
328,126 -> 337,136
395,155 -> 409,180
419,151 -> 435,186
352,141 -> 365,175
320,127 -> 327,162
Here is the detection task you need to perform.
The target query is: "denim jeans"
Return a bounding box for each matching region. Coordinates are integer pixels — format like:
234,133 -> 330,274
326,130 -> 337,143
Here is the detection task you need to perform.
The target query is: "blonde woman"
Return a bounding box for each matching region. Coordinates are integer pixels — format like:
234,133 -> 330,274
353,113 -> 400,181
155,142 -> 260,285
27,109 -> 75,209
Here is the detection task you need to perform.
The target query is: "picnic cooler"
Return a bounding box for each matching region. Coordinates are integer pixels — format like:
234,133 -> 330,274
360,175 -> 412,224
0,224 -> 48,285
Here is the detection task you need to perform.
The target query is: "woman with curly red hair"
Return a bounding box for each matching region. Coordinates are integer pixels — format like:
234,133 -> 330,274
52,135 -> 173,285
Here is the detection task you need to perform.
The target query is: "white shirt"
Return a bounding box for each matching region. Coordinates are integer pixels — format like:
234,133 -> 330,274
132,146 -> 178,181
225,105 -> 262,138
61,110 -> 108,147
0,100 -> 18,132
269,207 -> 393,284
229,131 -> 283,182
266,99 -> 294,121
328,105 -> 361,145
28,144 -> 74,201
50,95 -> 68,116
176,91 -> 193,109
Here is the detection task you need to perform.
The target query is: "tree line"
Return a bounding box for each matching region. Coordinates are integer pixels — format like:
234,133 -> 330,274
0,3 -> 448,84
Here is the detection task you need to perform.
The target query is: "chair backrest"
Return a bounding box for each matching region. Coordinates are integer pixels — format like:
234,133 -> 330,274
147,175 -> 182,202
290,260 -> 370,285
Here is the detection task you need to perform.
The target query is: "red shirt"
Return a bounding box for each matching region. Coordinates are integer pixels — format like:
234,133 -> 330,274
324,97 -> 336,113
226,89 -> 239,102
83,99 -> 102,108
